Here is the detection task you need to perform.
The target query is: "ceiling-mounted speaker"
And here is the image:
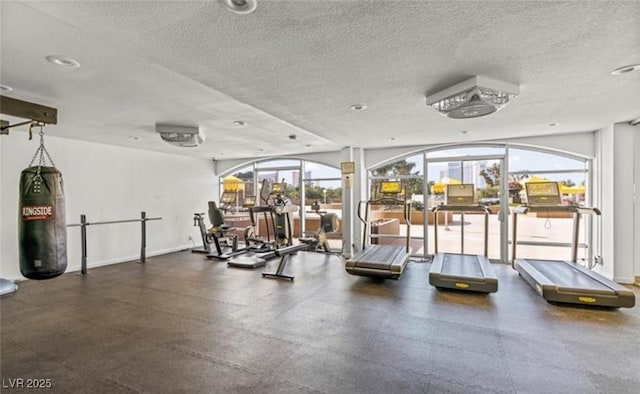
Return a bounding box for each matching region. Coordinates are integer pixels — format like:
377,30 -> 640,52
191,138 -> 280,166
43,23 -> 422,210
221,0 -> 257,14
155,124 -> 205,148
425,76 -> 520,119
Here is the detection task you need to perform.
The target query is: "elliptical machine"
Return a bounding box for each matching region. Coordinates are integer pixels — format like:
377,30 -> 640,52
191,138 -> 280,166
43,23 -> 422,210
269,181 -> 296,249
227,179 -> 298,269
240,180 -> 278,250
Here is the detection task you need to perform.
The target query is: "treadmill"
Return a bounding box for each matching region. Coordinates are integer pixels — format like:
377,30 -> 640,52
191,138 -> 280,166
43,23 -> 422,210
345,181 -> 411,279
512,181 -> 635,308
429,184 -> 498,293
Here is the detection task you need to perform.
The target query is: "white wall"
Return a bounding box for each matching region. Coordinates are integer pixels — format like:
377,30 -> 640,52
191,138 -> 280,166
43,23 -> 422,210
594,124 -> 637,283
1,132 -> 216,280
595,125 -> 615,278
634,124 -> 640,282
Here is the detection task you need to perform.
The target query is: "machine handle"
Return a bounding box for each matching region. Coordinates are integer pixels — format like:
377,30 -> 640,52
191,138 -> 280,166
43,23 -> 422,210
576,207 -> 601,216
512,206 -> 529,215
356,201 -> 366,224
357,201 -> 368,250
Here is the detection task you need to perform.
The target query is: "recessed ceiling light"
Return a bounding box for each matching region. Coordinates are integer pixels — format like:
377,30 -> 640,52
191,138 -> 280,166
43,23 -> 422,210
305,144 -> 312,148
548,123 -> 559,127
222,0 -> 257,14
258,148 -> 265,152
129,136 -> 141,141
387,137 -> 396,141
288,134 -> 297,140
611,64 -> 640,75
349,104 -> 367,111
460,130 -> 469,134
233,120 -> 247,126
0,84 -> 13,92
46,55 -> 80,68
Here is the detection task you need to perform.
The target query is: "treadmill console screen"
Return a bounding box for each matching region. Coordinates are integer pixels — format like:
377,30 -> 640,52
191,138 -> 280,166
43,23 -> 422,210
379,181 -> 403,195
271,183 -> 285,194
525,182 -> 562,206
243,196 -> 256,208
446,184 -> 475,205
220,191 -> 236,204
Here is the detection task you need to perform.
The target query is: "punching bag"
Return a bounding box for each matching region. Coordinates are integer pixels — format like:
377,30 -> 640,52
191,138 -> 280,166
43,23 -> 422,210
18,129 -> 67,280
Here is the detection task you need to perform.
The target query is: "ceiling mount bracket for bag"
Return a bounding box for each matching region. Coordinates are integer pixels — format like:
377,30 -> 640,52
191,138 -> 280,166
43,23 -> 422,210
0,95 -> 58,136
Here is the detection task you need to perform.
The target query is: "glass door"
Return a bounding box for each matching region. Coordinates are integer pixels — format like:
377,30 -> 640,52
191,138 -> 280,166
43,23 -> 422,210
426,154 -> 507,261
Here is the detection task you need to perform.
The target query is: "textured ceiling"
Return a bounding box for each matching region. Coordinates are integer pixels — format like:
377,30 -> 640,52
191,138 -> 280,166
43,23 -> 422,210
1,1 -> 639,160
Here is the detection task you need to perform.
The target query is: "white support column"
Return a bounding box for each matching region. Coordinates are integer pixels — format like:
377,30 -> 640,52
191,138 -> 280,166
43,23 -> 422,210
634,124 -> 640,283
211,159 -> 220,198
500,149 -> 509,263
300,160 -> 306,238
0,135 -> 4,277
595,123 -> 636,283
340,147 -> 354,257
348,147 -> 366,255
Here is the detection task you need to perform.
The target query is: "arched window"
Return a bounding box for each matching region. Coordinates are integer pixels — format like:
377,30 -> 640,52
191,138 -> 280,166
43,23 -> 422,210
508,148 -> 587,205
368,143 -> 594,263
220,158 -> 342,251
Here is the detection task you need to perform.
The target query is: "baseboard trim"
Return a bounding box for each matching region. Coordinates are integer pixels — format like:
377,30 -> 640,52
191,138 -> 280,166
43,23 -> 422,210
65,244 -> 194,274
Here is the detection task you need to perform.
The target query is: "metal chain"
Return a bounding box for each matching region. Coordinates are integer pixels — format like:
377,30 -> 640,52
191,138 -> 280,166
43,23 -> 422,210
28,143 -> 41,167
28,125 -> 56,174
39,129 -> 46,167
39,127 -> 56,167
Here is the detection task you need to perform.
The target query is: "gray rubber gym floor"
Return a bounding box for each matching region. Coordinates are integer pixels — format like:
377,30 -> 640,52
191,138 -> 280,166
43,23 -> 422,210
1,251 -> 639,393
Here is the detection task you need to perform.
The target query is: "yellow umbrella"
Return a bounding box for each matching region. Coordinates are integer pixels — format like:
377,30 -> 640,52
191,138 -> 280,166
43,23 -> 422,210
430,177 -> 461,194
560,184 -> 585,194
520,175 -> 550,184
558,183 -> 570,194
571,185 -> 585,194
222,175 -> 245,192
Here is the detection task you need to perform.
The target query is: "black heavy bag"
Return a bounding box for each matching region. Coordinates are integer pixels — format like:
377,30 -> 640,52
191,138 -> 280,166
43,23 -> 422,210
19,164 -> 68,279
